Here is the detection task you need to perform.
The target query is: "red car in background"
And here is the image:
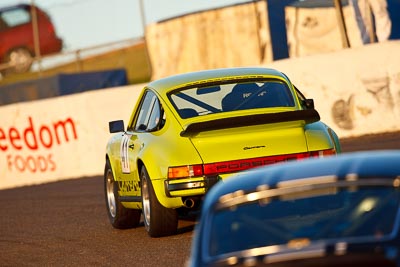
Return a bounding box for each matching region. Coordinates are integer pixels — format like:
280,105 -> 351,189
0,4 -> 63,75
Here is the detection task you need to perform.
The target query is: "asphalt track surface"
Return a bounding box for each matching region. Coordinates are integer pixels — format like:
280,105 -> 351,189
1,131 -> 400,267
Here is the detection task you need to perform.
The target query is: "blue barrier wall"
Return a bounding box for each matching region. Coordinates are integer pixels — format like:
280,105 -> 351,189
0,69 -> 127,106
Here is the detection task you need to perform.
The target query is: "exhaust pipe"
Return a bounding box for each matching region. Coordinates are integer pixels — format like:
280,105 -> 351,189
183,198 -> 195,208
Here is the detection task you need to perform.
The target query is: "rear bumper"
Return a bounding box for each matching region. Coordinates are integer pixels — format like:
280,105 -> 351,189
165,175 -> 220,197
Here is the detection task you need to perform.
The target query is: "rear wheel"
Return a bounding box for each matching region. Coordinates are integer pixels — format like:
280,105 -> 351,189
104,159 -> 141,229
2,47 -> 33,75
141,166 -> 178,237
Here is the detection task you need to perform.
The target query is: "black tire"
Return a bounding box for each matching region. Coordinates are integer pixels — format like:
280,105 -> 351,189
141,166 -> 178,237
104,159 -> 141,229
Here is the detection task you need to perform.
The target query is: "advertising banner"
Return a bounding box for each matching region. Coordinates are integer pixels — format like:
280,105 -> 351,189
0,84 -> 142,189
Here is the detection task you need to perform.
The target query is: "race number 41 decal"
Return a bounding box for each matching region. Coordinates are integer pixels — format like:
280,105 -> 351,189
120,134 -> 132,173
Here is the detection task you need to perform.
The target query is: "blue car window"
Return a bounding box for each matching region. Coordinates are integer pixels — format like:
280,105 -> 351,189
134,90 -> 163,132
221,82 -> 294,111
169,80 -> 296,119
207,186 -> 400,257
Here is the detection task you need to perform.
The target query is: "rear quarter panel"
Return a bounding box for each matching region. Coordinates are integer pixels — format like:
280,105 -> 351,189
305,122 -> 341,152
136,111 -> 204,208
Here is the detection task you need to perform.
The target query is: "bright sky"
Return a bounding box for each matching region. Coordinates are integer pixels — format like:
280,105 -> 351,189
0,0 -> 250,51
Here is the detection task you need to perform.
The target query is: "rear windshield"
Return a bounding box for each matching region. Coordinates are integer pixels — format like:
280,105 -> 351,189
169,80 -> 295,119
207,186 -> 400,257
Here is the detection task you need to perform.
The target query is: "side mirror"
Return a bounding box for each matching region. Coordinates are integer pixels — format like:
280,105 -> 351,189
109,120 -> 124,133
303,99 -> 314,110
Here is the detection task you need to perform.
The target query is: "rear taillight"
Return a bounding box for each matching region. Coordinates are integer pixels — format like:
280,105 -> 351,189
168,150 -> 336,179
310,148 -> 336,158
168,165 -> 203,179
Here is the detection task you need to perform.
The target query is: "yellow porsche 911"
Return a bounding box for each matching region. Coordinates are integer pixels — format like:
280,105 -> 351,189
104,67 -> 341,237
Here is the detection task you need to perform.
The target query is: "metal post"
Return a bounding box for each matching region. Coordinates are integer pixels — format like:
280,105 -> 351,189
252,0 -> 264,63
30,0 -> 42,73
365,2 -> 376,43
139,0 -> 152,79
75,49 -> 83,72
333,0 -> 350,48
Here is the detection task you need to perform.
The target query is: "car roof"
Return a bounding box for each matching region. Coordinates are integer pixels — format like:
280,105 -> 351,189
203,150 -> 400,208
146,67 -> 289,94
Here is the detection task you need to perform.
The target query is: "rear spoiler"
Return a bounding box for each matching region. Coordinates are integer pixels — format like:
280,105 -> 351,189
180,109 -> 320,137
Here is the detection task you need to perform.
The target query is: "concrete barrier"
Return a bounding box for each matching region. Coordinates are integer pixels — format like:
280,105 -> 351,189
285,2 -> 363,57
1,41 -> 399,189
0,84 -> 142,189
265,41 -> 400,138
146,1 -> 272,80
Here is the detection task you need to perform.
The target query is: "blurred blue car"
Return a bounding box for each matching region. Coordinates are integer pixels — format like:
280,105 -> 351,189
189,151 -> 400,267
